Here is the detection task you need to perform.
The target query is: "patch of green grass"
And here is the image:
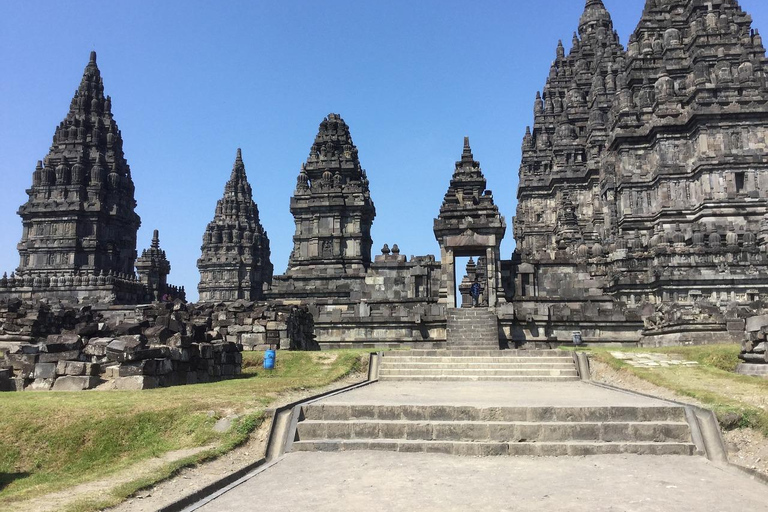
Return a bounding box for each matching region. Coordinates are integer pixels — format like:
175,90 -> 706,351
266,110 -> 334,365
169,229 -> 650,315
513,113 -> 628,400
587,345 -> 768,437
0,350 -> 368,510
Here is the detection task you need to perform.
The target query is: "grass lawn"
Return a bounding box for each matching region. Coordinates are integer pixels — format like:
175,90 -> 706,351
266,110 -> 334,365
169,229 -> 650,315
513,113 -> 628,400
580,344 -> 768,436
0,350 -> 369,511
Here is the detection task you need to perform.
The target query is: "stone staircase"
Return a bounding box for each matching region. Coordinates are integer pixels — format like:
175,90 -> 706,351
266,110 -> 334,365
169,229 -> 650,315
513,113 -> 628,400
446,308 -> 499,348
292,404 -> 697,456
378,349 -> 580,382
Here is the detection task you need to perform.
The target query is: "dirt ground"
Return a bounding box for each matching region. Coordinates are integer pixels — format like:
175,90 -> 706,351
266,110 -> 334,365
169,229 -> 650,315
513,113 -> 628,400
589,358 -> 768,480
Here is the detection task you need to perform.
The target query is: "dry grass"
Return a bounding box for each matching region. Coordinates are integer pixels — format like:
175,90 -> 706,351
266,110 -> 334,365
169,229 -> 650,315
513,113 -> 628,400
0,350 -> 368,509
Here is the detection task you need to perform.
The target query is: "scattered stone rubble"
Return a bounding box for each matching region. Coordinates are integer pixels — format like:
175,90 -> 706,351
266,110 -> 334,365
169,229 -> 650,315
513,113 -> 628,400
609,352 -> 698,369
0,299 -> 315,391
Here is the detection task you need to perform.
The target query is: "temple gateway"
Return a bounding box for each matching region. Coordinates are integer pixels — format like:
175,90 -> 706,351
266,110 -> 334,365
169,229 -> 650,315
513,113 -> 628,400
3,0 -> 768,359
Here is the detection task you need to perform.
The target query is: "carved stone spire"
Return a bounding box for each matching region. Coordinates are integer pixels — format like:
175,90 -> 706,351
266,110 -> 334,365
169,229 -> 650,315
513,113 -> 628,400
515,0 -> 624,256
270,114 -> 376,300
16,51 -> 141,278
136,229 -> 172,301
197,149 -> 273,302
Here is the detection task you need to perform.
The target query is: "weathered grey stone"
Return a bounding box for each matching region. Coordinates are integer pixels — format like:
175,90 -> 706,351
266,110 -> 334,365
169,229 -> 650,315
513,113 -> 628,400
34,362 -> 56,379
112,376 -> 159,390
52,376 -> 99,391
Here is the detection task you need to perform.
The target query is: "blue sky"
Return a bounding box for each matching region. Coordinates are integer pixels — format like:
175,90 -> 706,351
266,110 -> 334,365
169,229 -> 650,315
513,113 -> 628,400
2,0 -> 768,301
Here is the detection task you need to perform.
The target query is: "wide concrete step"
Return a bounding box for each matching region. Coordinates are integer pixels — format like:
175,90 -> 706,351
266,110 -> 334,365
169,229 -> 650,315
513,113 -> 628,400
382,357 -> 574,363
302,405 -> 689,423
379,363 -> 576,370
291,440 -> 697,457
390,350 -> 573,357
297,420 -> 692,443
378,369 -> 579,377
379,375 -> 580,382
380,358 -> 575,365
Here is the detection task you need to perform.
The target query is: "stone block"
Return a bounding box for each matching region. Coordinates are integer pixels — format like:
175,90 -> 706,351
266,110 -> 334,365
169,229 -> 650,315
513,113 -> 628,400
34,362 -> 57,379
84,363 -> 100,376
39,350 -> 81,363
65,361 -> 86,376
106,335 -> 147,362
118,359 -> 156,377
143,325 -> 172,344
83,338 -> 113,357
113,322 -> 145,336
112,376 -> 159,390
155,358 -> 173,375
74,321 -> 100,337
52,376 -> 99,391
27,378 -> 55,391
6,352 -> 38,370
746,315 -> 768,333
42,334 -> 82,352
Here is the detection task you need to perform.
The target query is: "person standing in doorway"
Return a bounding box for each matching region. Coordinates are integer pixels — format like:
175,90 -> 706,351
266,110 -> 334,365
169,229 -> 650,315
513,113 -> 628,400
470,280 -> 481,307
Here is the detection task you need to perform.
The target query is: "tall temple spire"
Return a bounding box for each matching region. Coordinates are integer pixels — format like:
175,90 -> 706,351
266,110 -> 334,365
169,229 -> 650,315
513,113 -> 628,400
515,0 -> 624,257
198,149 -> 272,302
16,51 -> 140,278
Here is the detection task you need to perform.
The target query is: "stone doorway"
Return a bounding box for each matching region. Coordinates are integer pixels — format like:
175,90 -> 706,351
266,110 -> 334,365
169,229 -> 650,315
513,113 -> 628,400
454,254 -> 489,309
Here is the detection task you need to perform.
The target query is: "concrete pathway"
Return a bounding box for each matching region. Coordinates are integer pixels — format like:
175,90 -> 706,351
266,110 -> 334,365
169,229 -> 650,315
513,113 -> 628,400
192,381 -> 766,511
197,451 -> 768,512
316,380 -> 674,407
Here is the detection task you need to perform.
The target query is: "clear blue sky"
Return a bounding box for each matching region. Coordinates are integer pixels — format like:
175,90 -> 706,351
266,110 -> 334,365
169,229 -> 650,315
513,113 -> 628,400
2,0 -> 768,301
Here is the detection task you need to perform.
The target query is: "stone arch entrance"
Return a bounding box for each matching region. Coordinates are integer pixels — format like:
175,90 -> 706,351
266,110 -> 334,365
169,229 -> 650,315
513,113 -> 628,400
433,138 -> 506,310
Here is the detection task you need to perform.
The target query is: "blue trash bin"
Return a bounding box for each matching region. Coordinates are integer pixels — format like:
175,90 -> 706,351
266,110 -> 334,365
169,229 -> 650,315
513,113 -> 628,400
264,349 -> 276,370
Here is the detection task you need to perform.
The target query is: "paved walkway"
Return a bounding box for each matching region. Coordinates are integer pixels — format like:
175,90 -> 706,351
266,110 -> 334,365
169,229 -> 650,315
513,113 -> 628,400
316,381 -> 674,407
192,381 -> 766,511
197,452 -> 768,512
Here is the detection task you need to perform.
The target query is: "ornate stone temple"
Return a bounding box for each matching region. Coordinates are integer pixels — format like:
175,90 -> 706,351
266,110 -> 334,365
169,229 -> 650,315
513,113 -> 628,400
268,114 -> 444,345
434,138 -> 506,309
197,149 -> 273,302
270,114 -> 376,301
509,0 -> 768,346
0,52 -> 184,304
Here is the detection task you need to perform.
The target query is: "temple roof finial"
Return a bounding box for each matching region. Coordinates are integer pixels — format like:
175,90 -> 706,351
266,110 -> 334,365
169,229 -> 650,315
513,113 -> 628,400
151,229 -> 160,249
90,51 -> 97,64
461,137 -> 475,164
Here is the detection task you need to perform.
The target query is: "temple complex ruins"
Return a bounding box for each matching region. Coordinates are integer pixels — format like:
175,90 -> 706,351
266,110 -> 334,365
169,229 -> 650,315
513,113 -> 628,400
3,0 -> 768,363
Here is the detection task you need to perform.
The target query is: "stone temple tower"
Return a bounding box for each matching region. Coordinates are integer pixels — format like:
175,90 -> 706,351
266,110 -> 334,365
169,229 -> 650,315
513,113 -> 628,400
270,113 -> 376,301
16,51 -> 141,278
197,149 -> 273,302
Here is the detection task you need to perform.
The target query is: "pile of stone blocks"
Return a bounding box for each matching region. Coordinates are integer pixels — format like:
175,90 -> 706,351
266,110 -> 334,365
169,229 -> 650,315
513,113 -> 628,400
101,333 -> 241,390
2,334 -> 100,391
0,298 -> 319,391
191,300 -> 316,351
